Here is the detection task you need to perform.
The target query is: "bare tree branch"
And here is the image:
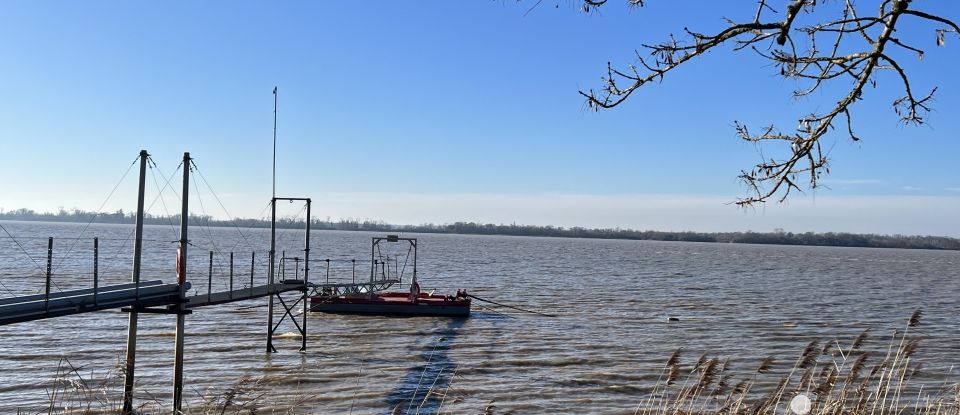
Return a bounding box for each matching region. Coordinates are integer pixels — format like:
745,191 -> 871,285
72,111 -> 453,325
577,0 -> 957,205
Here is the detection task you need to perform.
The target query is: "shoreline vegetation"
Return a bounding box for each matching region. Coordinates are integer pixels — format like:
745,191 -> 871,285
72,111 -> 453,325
1,208 -> 958,251
35,311 -> 960,414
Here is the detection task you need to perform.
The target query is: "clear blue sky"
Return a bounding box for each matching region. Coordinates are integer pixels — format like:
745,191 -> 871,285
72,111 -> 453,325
1,1 -> 958,236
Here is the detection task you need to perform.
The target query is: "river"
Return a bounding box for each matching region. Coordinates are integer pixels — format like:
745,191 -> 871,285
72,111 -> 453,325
0,220 -> 957,413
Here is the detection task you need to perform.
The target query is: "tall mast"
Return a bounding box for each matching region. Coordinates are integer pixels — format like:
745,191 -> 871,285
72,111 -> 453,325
267,86 -> 278,353
272,86 -> 278,200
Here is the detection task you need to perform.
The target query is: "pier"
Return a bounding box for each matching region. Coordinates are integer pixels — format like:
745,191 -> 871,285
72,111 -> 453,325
0,150 -> 335,414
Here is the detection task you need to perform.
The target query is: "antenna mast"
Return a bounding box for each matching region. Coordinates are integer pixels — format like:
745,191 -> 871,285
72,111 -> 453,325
272,86 -> 278,199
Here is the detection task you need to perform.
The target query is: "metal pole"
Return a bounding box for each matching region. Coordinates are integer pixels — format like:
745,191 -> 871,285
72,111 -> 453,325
123,149 -> 148,414
229,252 -> 234,299
272,86 -> 277,201
207,251 -> 213,303
250,252 -> 255,297
267,198 -> 276,353
45,237 -> 52,312
352,259 -> 355,284
93,237 -> 99,306
301,199 -> 310,352
132,149 -> 148,299
269,87 -> 279,352
172,152 -> 190,414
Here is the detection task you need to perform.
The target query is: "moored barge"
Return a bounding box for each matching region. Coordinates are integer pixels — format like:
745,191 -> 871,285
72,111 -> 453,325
308,235 -> 470,317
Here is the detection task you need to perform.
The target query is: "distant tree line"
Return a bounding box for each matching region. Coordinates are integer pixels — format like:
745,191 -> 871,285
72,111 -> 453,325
2,207 -> 958,251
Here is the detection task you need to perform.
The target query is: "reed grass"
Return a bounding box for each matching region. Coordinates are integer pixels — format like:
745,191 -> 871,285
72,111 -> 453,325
37,362 -> 288,414
632,311 -> 959,415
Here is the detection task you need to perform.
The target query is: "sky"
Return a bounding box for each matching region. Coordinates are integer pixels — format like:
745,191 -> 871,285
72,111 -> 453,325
0,1 -> 958,236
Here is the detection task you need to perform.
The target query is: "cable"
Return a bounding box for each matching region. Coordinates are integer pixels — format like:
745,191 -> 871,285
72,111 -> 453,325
47,154 -> 140,285
0,222 -> 49,276
0,222 -> 67,292
148,156 -> 182,243
95,157 -> 184,281
246,201 -> 274,269
476,303 -> 515,319
274,203 -> 307,251
191,175 -> 222,257
466,294 -> 556,317
271,203 -> 308,282
0,279 -> 17,297
398,243 -> 412,281
190,167 -> 228,288
191,160 -> 261,256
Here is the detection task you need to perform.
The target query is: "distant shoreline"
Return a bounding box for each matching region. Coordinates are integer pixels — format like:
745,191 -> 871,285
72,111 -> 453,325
2,209 -> 958,251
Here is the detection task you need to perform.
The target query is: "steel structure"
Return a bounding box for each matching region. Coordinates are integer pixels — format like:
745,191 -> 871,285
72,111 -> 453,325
0,151 -> 312,414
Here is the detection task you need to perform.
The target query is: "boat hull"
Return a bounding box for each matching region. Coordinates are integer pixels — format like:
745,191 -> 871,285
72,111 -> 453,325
310,292 -> 470,317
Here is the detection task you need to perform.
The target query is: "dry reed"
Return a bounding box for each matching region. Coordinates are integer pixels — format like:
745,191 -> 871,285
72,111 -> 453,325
632,310 -> 959,415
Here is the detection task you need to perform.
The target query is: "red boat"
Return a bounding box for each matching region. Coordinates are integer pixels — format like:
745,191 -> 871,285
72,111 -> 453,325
311,290 -> 471,317
308,236 -> 471,317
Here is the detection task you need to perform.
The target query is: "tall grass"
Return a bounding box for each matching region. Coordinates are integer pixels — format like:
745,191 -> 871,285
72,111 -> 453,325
31,311 -> 959,414
36,360 -> 283,414
632,311 -> 959,415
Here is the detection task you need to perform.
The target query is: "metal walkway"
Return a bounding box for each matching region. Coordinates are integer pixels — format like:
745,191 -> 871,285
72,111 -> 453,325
0,280 -> 186,326
185,281 -> 305,308
0,150 -> 322,413
0,279 -> 312,325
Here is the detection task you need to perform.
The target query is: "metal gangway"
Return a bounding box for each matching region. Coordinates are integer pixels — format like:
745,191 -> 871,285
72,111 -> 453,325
0,279 -> 185,326
0,151 -> 314,414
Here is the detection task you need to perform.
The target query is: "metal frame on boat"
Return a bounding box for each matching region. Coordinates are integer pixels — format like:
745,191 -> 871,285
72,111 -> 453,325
308,235 -> 470,317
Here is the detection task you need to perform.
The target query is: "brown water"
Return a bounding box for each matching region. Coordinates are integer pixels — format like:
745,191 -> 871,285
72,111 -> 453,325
1,221 -> 958,413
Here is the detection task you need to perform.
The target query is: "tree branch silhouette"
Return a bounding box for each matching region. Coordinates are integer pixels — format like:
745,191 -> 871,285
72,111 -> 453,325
578,0 -> 958,205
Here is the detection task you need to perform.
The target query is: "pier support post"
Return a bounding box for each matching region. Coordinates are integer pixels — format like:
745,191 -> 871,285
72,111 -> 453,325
122,149 -> 149,414
266,198 -> 277,353
266,197 -> 310,354
172,152 -> 190,414
301,199 -> 310,352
